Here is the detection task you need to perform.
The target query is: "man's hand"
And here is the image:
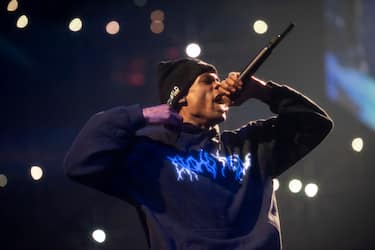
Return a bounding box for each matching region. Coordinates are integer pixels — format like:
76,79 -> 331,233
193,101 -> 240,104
216,72 -> 269,106
142,104 -> 183,128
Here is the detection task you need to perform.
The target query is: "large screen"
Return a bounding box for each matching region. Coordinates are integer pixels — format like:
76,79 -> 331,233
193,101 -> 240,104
325,0 -> 375,130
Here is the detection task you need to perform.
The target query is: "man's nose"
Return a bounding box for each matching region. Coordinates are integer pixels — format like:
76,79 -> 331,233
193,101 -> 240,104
213,81 -> 221,90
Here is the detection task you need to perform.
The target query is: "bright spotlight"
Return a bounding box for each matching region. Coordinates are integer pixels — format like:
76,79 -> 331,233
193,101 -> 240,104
0,174 -> 8,187
92,229 -> 106,243
30,165 -> 43,181
185,43 -> 201,58
272,178 -> 280,191
7,0 -> 18,12
106,20 -> 120,35
253,19 -> 268,34
16,15 -> 28,29
69,18 -> 83,32
304,183 -> 319,198
352,137 -> 363,152
288,179 -> 302,193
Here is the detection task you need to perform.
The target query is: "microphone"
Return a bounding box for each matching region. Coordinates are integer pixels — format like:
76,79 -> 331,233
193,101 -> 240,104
215,23 -> 295,103
239,23 -> 295,80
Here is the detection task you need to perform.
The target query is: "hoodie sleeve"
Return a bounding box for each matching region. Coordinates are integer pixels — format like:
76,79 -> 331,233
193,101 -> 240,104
63,104 -> 145,199
224,81 -> 333,177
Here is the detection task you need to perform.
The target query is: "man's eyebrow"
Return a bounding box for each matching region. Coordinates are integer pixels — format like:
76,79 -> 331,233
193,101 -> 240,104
200,74 -> 220,82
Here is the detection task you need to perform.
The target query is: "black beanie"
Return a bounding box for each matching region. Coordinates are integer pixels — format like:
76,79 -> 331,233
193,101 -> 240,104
158,58 -> 217,107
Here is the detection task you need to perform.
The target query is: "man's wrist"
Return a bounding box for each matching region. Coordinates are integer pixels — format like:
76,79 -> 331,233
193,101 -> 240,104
249,76 -> 273,103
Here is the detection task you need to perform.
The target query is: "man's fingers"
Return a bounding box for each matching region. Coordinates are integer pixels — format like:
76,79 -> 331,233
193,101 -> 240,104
219,78 -> 242,95
214,72 -> 245,105
217,83 -> 232,96
225,79 -> 237,92
143,104 -> 183,127
228,72 -> 240,81
229,72 -> 241,80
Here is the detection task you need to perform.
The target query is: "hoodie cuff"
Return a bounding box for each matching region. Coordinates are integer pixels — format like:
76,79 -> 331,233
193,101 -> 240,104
122,104 -> 146,130
260,81 -> 293,114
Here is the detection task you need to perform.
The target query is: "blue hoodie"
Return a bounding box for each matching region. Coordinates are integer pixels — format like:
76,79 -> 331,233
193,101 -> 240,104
64,81 -> 333,250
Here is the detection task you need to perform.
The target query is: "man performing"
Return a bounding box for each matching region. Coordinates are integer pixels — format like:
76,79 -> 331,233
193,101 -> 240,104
64,58 -> 333,249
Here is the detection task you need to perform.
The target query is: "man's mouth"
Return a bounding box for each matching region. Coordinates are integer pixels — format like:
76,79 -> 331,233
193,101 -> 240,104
213,94 -> 225,104
214,102 -> 229,112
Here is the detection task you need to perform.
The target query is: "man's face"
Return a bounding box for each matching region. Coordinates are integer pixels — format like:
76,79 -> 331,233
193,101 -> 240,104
179,72 -> 229,127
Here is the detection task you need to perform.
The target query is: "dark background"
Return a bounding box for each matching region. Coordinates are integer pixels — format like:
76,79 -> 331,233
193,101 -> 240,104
1,0 -> 374,249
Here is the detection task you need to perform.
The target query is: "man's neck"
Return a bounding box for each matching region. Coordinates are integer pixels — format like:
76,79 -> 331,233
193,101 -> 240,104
179,113 -> 212,130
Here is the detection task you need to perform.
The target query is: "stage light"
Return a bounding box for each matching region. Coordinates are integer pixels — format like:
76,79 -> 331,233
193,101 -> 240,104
273,178 -> 280,191
150,10 -> 165,21
7,0 -> 18,12
165,47 -> 180,59
253,19 -> 268,34
16,15 -> 28,29
127,72 -> 145,86
304,183 -> 319,198
134,0 -> 147,7
185,43 -> 201,58
92,229 -> 106,243
0,174 -> 8,187
351,137 -> 363,152
106,20 -> 120,35
288,179 -> 302,193
150,20 -> 164,34
30,165 -> 43,181
69,18 -> 83,32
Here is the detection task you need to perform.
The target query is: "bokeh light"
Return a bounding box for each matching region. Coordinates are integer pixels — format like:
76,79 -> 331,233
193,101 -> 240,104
69,18 -> 83,32
273,178 -> 280,191
92,229 -> 106,243
16,15 -> 28,29
150,10 -> 165,21
304,183 -> 319,198
133,0 -> 147,7
288,179 -> 302,193
185,43 -> 201,58
352,137 -> 363,152
106,20 -> 120,35
165,47 -> 180,59
7,0 -> 18,12
30,165 -> 43,181
127,73 -> 144,86
150,20 -> 164,34
253,19 -> 268,34
0,174 -> 8,187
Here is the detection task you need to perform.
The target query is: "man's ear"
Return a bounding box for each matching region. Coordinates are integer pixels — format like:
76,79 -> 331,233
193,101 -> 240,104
173,97 -> 188,113
177,97 -> 187,106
